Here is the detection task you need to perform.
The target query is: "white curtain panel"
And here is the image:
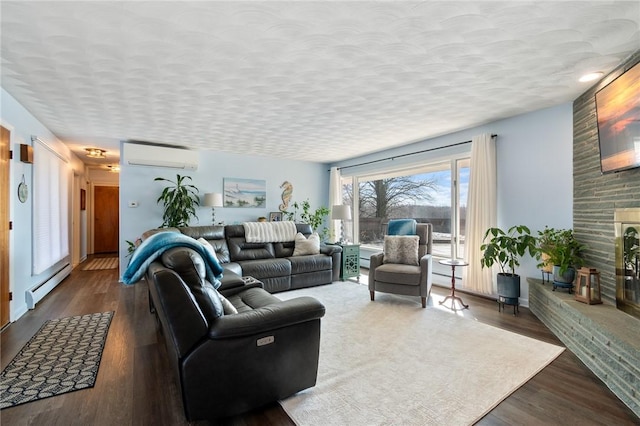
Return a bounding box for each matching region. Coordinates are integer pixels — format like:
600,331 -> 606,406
463,133 -> 497,294
328,166 -> 342,242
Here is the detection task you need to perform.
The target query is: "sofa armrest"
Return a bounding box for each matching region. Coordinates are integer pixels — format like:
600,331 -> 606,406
368,252 -> 384,288
420,254 -> 433,296
320,244 -> 342,256
207,296 -> 325,339
218,269 -> 245,292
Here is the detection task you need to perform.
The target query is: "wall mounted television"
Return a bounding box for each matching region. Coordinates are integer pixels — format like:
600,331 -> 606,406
595,60 -> 640,174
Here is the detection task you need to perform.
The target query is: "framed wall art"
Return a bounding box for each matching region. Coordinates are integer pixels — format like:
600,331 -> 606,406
223,178 -> 266,208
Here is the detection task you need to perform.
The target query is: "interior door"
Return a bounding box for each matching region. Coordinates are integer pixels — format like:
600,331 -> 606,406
1,126 -> 11,327
94,185 -> 119,253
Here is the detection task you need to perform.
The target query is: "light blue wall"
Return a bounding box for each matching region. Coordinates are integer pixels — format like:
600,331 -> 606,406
331,103 -> 574,304
1,89 -> 86,320
118,148 -> 330,277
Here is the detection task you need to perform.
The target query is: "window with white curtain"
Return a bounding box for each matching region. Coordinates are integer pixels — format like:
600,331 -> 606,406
33,139 -> 70,275
341,157 -> 470,261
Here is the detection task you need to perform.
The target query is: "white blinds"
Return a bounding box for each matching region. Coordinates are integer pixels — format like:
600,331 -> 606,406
33,139 -> 69,275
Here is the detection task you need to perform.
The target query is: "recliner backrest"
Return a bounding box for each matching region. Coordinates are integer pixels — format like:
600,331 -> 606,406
178,225 -> 231,263
416,223 -> 432,258
225,224 -> 276,261
274,223 -> 313,257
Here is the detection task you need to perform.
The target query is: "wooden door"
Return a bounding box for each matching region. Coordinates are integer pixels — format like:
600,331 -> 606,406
94,186 -> 119,253
1,126 -> 10,327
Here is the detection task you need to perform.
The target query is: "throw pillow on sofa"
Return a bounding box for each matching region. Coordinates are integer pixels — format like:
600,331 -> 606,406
383,235 -> 420,265
292,232 -> 320,256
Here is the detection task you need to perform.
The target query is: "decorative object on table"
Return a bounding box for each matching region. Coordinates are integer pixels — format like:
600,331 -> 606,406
535,227 -> 585,293
283,199 -> 330,241
17,174 -> 28,203
574,267 -> 602,304
331,204 -> 351,243
439,258 -> 470,310
203,192 -> 223,225
338,243 -> 360,281
269,211 -> 282,222
0,312 -> 114,409
223,177 -> 266,208
279,180 -> 293,211
154,174 -> 200,228
257,216 -> 267,222
481,225 -> 537,313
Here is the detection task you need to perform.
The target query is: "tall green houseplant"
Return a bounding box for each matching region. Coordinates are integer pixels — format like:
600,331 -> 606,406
480,225 -> 537,311
480,225 -> 537,276
155,174 -> 200,228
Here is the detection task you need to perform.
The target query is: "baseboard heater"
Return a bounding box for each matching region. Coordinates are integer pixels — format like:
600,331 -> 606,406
26,263 -> 72,309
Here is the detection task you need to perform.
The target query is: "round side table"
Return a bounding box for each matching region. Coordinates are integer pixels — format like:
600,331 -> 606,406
438,259 -> 469,310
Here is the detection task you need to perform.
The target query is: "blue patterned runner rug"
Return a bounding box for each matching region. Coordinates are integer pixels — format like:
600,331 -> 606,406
0,311 -> 114,409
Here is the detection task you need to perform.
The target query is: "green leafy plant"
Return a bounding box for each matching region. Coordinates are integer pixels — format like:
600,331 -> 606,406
480,225 -> 537,276
623,226 -> 639,279
536,227 -> 585,275
125,237 -> 142,258
155,174 -> 200,228
283,199 -> 330,240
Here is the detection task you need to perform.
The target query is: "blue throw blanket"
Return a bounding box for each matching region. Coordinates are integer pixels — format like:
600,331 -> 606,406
122,232 -> 224,286
388,219 -> 417,235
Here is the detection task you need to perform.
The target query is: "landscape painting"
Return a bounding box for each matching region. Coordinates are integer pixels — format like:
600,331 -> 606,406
223,178 -> 266,208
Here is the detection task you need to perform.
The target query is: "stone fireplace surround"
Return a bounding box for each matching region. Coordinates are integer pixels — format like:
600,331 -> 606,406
527,51 -> 640,418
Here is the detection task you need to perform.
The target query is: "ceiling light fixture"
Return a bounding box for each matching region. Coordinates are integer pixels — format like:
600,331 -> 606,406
107,164 -> 120,173
85,148 -> 106,158
579,72 -> 604,83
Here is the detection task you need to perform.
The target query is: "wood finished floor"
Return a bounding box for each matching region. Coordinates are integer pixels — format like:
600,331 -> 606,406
1,259 -> 638,426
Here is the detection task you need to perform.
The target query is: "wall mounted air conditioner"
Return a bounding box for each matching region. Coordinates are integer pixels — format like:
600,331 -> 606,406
122,142 -> 198,170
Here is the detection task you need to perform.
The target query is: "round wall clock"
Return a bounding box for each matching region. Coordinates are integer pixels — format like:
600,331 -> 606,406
18,175 -> 28,203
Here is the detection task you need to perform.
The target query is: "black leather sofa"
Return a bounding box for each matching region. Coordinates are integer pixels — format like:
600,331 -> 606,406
143,223 -> 342,293
146,245 -> 326,421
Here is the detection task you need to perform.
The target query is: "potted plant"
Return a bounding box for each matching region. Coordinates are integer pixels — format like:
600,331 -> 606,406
536,226 -> 558,273
537,228 -> 585,289
480,225 -> 537,303
283,199 -> 330,240
155,174 -> 200,227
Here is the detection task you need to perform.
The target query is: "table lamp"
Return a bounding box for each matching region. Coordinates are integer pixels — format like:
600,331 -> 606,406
203,192 -> 223,224
332,204 -> 352,243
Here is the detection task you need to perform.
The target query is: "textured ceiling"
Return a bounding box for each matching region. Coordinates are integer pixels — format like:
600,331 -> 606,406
1,1 -> 639,167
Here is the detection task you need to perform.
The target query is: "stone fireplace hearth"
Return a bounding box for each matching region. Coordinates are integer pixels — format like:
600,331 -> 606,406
529,278 -> 639,418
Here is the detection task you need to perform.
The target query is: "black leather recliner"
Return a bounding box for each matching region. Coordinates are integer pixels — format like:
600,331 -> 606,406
146,245 -> 325,421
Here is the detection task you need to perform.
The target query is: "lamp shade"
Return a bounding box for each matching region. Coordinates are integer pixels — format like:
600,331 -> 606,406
203,192 -> 223,207
332,205 -> 352,221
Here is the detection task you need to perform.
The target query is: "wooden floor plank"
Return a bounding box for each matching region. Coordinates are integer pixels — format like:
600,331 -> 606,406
1,260 -> 638,425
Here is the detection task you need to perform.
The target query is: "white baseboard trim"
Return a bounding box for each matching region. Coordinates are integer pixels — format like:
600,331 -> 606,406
25,263 -> 72,309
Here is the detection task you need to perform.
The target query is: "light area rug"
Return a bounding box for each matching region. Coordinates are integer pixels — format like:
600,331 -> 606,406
278,282 -> 564,426
0,312 -> 114,409
82,257 -> 118,270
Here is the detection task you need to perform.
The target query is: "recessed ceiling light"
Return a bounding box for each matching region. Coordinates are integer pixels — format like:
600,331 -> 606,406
107,164 -> 120,173
85,148 -> 106,158
579,72 -> 604,83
